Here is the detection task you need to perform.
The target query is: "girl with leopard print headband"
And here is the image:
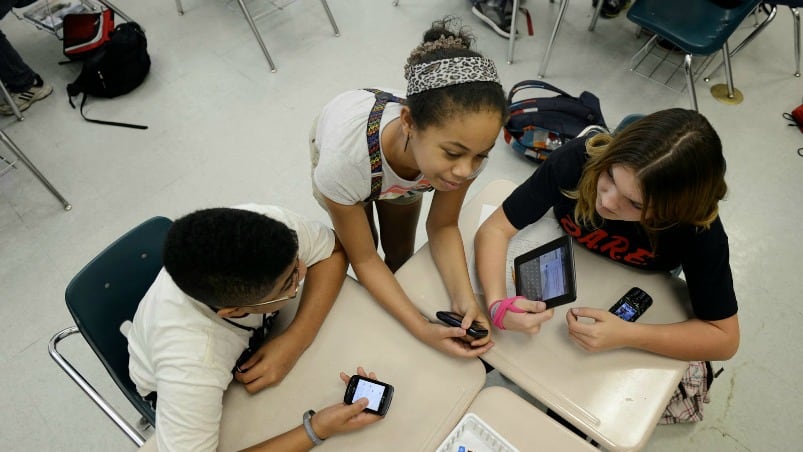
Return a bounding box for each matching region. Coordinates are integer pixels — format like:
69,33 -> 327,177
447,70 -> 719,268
309,16 -> 506,359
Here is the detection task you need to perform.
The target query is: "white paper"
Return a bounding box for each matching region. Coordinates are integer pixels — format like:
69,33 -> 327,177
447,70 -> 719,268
468,208 -> 565,297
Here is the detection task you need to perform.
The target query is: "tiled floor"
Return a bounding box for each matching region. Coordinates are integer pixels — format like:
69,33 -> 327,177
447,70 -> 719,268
1,0 -> 801,450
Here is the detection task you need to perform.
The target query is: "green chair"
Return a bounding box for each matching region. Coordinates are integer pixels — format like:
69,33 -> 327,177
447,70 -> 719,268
627,0 -> 765,110
48,216 -> 172,446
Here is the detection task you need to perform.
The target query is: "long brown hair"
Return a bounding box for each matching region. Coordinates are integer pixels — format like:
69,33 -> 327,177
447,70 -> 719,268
566,108 -> 727,235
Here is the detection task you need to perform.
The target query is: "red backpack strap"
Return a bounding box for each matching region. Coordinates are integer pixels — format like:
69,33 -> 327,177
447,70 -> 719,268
363,89 -> 404,202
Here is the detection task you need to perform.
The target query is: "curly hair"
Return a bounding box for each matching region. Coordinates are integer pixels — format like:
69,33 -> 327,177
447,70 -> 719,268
163,208 -> 298,308
403,16 -> 507,130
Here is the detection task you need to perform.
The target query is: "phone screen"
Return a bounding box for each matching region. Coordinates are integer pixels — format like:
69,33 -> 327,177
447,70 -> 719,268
613,301 -> 638,321
351,379 -> 387,412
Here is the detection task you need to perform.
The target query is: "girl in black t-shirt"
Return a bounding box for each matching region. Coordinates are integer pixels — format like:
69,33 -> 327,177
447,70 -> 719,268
475,108 -> 739,361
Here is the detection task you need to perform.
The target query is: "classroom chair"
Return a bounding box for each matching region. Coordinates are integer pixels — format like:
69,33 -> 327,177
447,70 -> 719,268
175,0 -> 339,72
627,0 -> 765,111
705,2 -> 803,79
48,217 -> 173,446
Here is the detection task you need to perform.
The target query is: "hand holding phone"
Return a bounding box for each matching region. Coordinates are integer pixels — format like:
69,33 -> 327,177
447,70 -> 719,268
343,374 -> 394,416
435,311 -> 489,339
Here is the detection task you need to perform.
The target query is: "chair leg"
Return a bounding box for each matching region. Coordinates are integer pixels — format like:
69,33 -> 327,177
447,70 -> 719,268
683,54 -> 699,111
538,0 -> 571,78
0,130 -> 71,210
588,0 -> 604,31
175,0 -> 184,15
704,4 -> 776,81
50,327 -> 145,446
507,0 -> 519,64
792,6 -> 800,77
0,80 -> 24,121
235,0 -> 277,72
319,0 -> 340,36
722,41 -> 735,98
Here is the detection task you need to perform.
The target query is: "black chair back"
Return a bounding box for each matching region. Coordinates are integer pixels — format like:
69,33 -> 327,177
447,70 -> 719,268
64,216 -> 172,426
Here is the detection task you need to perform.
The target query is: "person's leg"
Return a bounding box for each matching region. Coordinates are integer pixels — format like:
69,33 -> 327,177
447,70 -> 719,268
0,1 -> 37,93
375,196 -> 422,273
0,2 -> 53,114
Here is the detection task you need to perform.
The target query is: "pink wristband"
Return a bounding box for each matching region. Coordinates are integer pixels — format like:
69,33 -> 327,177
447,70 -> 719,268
489,296 -> 527,330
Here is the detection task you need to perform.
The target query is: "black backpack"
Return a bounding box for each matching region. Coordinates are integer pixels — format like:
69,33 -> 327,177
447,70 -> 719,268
67,22 -> 151,129
503,80 -> 606,163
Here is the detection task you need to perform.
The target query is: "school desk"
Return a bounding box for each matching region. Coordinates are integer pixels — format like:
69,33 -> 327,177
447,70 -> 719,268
394,179 -> 691,451
139,277 -> 486,451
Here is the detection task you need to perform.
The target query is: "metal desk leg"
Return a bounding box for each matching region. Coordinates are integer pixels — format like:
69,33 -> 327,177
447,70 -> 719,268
538,0 -> 570,78
236,0 -> 277,72
0,130 -> 71,210
0,80 -> 24,121
320,0 -> 340,36
588,0 -> 604,31
683,54 -> 698,112
793,6 -> 801,77
507,0 -> 520,64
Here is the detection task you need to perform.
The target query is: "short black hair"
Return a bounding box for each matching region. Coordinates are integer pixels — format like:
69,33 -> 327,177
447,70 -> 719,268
163,208 -> 298,308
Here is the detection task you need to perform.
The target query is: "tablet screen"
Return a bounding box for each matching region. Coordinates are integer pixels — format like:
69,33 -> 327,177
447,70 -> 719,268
513,235 -> 577,309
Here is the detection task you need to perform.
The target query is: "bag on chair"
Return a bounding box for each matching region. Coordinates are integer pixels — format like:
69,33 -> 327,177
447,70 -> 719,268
62,9 -> 115,60
503,80 -> 607,163
66,21 -> 151,129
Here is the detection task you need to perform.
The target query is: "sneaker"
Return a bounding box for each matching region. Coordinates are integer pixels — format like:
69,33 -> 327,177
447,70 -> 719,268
0,76 -> 53,116
592,0 -> 631,19
472,1 -> 516,39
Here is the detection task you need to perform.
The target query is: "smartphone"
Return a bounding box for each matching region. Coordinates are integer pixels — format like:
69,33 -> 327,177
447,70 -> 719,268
343,375 -> 394,416
435,311 -> 489,339
609,287 -> 653,322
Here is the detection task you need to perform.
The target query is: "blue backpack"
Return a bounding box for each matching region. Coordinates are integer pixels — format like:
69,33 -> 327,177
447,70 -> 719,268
503,80 -> 607,163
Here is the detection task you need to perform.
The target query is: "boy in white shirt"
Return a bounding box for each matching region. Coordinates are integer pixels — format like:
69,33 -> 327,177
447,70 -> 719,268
127,205 -> 380,451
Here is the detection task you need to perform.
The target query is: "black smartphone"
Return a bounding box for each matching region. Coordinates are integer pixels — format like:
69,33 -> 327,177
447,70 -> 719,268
343,375 -> 394,416
436,311 -> 489,338
609,287 -> 653,322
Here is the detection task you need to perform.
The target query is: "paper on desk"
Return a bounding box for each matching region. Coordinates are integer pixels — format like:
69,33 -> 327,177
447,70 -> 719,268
468,205 -> 565,297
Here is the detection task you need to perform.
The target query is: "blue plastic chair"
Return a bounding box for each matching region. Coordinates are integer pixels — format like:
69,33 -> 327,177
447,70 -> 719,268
704,2 -> 803,79
627,0 -> 764,110
48,217 -> 172,446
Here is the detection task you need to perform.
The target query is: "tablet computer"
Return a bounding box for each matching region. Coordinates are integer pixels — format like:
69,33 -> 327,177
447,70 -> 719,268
513,235 -> 577,309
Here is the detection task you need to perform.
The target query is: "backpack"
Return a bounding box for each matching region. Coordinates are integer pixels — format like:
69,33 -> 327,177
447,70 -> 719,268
67,22 -> 151,129
503,80 -> 606,163
62,9 -> 115,60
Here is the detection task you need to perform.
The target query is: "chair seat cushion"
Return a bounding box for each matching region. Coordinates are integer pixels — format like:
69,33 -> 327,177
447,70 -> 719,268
627,0 -> 761,55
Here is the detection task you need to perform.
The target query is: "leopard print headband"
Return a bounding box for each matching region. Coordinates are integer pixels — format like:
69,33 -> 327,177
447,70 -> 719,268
404,56 -> 501,96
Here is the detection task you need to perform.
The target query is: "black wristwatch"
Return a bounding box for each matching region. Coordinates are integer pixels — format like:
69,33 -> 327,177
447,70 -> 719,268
303,409 -> 324,446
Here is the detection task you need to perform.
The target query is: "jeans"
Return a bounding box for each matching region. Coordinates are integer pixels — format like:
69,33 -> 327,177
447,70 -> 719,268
0,0 -> 37,92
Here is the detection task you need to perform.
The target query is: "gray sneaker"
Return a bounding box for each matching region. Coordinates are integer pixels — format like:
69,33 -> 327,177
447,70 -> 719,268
472,1 -> 516,39
0,77 -> 53,115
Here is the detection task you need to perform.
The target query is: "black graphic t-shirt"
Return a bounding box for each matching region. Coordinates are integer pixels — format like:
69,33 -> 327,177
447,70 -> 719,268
502,137 -> 737,321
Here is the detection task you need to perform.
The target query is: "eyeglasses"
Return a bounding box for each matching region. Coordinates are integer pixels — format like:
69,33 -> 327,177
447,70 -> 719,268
245,259 -> 300,308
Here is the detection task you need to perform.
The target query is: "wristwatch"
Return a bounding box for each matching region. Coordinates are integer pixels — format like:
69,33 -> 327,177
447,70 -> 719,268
303,409 -> 324,446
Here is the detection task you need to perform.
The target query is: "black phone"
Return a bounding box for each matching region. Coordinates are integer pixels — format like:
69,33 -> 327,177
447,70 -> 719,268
435,311 -> 489,338
609,287 -> 653,322
343,375 -> 394,416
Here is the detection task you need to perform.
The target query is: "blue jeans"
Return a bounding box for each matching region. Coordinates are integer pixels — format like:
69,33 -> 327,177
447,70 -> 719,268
0,0 -> 37,92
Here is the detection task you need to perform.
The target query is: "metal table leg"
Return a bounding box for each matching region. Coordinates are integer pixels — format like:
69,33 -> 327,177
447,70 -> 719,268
0,130 -> 71,210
